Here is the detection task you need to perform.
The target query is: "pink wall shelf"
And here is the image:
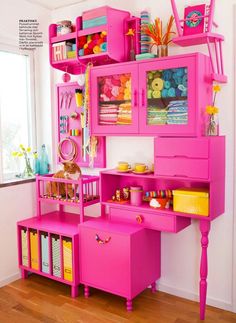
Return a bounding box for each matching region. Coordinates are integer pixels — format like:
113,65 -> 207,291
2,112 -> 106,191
170,0 -> 227,83
90,53 -> 212,137
49,7 -> 140,74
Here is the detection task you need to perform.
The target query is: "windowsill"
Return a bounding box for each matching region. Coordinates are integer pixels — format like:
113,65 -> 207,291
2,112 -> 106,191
0,177 -> 36,188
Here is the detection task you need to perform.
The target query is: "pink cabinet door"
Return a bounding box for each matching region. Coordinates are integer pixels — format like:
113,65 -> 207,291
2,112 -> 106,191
79,225 -> 131,296
138,55 -> 197,136
90,64 -> 139,135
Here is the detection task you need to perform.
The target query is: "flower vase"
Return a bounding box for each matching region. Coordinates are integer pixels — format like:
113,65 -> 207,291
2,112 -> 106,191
160,45 -> 168,57
206,114 -> 218,136
23,157 -> 34,178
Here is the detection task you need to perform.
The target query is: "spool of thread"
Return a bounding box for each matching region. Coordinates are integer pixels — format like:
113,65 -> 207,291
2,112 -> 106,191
100,42 -> 107,52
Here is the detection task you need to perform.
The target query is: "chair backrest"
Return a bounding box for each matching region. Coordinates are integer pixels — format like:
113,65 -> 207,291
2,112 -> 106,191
170,0 -> 216,36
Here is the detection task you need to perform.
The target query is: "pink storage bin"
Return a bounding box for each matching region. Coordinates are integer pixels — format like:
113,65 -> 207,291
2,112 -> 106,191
82,6 -> 109,21
130,186 -> 143,206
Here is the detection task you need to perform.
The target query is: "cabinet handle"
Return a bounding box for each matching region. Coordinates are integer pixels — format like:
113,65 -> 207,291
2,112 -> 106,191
136,215 -> 143,224
95,234 -> 111,244
142,89 -> 145,107
134,90 -> 138,106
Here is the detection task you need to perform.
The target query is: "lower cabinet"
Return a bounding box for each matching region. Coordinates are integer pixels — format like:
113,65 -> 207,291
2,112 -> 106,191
78,219 -> 160,309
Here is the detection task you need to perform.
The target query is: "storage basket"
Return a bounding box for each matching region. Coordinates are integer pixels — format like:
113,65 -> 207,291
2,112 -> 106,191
30,229 -> 39,270
21,228 -> 28,267
52,235 -> 61,278
41,233 -> 50,274
63,238 -> 73,281
173,188 -> 209,216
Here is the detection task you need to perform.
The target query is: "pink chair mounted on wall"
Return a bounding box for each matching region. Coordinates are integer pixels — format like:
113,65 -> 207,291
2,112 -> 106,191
170,0 -> 227,83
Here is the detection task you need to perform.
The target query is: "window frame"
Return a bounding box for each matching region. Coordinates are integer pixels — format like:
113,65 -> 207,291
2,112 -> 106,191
0,43 -> 37,183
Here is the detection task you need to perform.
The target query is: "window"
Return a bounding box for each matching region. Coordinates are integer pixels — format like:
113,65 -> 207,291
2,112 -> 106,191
0,47 -> 36,182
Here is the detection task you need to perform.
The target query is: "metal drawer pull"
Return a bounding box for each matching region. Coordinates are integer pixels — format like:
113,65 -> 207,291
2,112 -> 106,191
95,234 -> 111,244
136,215 -> 143,224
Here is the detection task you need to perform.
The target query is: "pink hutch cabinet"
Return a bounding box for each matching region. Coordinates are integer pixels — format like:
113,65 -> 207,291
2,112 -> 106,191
90,53 -> 212,136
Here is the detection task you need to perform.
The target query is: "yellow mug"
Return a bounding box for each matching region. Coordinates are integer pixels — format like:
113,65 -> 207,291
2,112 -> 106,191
134,163 -> 148,173
117,161 -> 131,171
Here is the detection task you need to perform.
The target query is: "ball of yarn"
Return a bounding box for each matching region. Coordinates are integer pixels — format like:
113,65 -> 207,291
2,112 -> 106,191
152,90 -> 161,98
167,87 -> 176,97
151,78 -> 164,91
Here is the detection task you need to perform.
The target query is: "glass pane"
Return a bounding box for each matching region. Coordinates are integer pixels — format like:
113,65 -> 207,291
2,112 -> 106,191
0,50 -> 32,179
146,67 -> 188,125
98,73 -> 132,125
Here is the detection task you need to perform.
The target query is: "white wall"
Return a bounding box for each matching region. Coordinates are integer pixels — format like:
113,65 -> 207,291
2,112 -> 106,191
51,0 -> 236,311
0,0 -> 51,286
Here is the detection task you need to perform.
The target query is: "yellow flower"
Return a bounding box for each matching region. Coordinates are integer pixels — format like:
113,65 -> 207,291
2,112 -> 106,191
206,105 -> 219,115
27,147 -> 31,153
126,28 -> 135,36
11,151 -> 18,157
19,144 -> 24,149
33,152 -> 38,159
17,152 -> 23,157
213,85 -> 221,92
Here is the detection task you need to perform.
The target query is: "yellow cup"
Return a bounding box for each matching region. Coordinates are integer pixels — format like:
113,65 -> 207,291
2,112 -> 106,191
134,163 -> 147,173
117,162 -> 130,171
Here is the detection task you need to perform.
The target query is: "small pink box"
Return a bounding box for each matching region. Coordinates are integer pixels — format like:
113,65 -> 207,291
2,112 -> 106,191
82,6 -> 108,21
52,42 -> 72,61
130,186 -> 143,206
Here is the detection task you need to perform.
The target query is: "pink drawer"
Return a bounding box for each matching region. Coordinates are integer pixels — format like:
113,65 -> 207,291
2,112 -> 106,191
155,138 -> 209,159
109,207 -> 191,233
155,157 -> 209,179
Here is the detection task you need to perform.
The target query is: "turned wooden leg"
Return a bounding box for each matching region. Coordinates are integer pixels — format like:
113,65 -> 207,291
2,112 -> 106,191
199,220 -> 211,320
71,286 -> 78,298
151,282 -> 157,293
126,299 -> 133,311
21,269 -> 28,279
84,285 -> 90,298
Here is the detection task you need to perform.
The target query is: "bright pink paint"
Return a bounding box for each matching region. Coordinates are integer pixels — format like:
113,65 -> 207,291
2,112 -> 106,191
78,219 -> 160,309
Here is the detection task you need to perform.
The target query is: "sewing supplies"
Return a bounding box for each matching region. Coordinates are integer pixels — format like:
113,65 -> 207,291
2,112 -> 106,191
70,112 -> 78,119
57,20 -> 72,35
69,129 -> 80,136
130,186 -> 143,206
58,137 -> 78,161
75,89 -> 83,107
88,136 -> 98,168
60,115 -> 69,134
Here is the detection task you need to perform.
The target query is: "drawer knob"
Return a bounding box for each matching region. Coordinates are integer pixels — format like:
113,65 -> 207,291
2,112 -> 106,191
95,234 -> 111,244
136,215 -> 143,224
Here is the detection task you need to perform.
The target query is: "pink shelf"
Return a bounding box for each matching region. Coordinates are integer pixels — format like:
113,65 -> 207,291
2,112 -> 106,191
17,211 -> 82,236
101,169 -> 210,182
19,265 -> 75,286
51,32 -> 77,44
78,25 -> 107,37
79,52 -> 114,65
172,33 -> 224,47
102,201 -> 210,221
39,197 -> 100,208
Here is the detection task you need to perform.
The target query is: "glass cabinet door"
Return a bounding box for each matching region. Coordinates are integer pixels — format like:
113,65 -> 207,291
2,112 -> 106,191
90,64 -> 139,135
139,57 -> 196,136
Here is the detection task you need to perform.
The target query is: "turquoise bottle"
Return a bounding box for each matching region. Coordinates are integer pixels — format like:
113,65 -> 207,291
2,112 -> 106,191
33,151 -> 40,175
39,144 -> 49,175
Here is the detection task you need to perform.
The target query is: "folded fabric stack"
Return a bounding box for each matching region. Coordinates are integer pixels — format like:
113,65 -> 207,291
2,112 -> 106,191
117,103 -> 132,125
167,100 -> 188,125
99,104 -> 118,125
147,107 -> 167,125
